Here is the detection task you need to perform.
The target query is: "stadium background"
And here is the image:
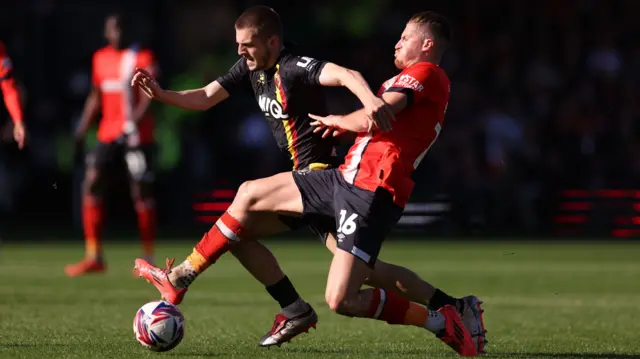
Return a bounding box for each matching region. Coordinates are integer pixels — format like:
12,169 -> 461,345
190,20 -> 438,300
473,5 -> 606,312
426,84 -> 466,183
0,0 -> 639,239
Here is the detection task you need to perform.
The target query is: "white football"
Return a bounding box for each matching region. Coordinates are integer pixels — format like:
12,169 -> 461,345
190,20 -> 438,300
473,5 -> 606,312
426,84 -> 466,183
133,300 -> 185,352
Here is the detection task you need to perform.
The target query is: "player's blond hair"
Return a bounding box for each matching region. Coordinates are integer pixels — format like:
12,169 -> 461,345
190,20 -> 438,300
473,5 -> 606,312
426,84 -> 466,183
409,11 -> 452,50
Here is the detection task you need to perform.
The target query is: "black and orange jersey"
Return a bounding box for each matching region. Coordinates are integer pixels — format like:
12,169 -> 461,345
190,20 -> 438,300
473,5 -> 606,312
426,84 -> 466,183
217,48 -> 340,170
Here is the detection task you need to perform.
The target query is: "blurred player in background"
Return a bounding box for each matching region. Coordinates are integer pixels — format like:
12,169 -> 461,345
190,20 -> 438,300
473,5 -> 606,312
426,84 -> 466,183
0,41 -> 26,148
65,13 -> 159,277
132,6 -> 485,353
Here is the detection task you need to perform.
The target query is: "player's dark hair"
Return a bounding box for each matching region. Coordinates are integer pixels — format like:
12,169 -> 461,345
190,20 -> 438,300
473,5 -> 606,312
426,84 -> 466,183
106,11 -> 131,36
409,11 -> 452,50
235,6 -> 283,41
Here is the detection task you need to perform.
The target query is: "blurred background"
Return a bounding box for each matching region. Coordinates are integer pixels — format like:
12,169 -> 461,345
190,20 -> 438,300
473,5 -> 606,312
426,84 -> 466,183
1,0 -> 639,240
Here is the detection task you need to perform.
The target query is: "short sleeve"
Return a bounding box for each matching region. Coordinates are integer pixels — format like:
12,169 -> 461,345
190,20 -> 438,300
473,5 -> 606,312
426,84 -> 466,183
0,43 -> 13,81
288,55 -> 328,85
385,65 -> 447,107
91,52 -> 100,88
216,58 -> 251,95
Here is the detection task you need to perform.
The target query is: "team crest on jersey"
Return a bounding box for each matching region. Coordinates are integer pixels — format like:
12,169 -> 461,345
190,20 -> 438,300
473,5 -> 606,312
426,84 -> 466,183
257,73 -> 265,85
396,74 -> 424,92
258,95 -> 289,119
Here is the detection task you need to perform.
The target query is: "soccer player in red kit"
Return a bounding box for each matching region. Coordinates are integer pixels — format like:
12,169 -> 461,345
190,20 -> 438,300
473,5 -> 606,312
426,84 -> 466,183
65,13 -> 158,277
0,41 -> 26,148
135,11 -> 482,356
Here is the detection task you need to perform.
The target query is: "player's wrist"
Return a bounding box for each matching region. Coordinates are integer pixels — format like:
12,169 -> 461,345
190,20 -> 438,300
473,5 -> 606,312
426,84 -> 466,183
155,88 -> 168,102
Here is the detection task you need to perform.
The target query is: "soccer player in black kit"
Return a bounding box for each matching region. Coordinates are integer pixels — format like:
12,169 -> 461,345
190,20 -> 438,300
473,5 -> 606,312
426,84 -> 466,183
132,6 -> 485,352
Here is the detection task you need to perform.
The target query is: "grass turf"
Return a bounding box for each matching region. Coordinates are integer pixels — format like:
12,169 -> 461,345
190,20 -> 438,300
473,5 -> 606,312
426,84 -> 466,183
1,239 -> 639,358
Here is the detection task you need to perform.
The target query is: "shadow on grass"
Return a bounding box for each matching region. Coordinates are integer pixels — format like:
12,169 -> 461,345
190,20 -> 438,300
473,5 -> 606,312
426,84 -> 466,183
493,352 -> 639,359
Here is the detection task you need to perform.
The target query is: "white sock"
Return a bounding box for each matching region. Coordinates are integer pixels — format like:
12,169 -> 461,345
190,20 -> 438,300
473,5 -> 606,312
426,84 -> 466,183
282,297 -> 310,318
424,310 -> 446,333
168,260 -> 198,289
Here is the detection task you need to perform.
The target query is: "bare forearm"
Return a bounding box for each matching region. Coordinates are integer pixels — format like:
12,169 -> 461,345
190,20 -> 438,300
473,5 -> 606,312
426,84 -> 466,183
78,89 -> 100,132
156,88 -> 213,111
334,108 -> 371,133
1,79 -> 23,123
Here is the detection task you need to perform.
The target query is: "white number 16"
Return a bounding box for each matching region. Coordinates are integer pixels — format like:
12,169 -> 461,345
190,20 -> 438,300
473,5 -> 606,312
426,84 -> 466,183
337,209 -> 358,235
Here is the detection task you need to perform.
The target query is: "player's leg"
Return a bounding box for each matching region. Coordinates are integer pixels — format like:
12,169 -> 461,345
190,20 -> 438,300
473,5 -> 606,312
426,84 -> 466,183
323,182 -> 476,356
230,237 -> 318,347
324,232 -> 486,352
134,172 -> 306,303
65,143 -> 112,277
125,145 -> 156,262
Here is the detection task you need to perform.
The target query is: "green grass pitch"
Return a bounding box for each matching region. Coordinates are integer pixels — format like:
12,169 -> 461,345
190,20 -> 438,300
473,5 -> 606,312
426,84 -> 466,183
1,239 -> 640,359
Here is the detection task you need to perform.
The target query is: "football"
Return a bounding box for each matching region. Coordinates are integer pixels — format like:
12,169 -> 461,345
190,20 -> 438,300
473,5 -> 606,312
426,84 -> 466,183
133,300 -> 185,352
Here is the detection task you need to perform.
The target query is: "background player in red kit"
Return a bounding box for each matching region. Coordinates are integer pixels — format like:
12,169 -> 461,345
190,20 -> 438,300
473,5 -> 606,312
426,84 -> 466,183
0,41 -> 26,149
65,13 -> 159,277
135,11 -> 482,356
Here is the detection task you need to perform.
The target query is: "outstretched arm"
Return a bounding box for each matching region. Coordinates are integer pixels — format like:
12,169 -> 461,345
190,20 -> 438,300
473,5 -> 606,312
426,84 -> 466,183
309,91 -> 408,137
316,63 -> 394,131
132,68 -> 230,111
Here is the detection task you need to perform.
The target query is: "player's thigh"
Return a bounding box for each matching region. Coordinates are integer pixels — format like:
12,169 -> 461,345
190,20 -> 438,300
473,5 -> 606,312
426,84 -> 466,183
125,145 -> 155,198
235,168 -> 336,217
232,172 -> 302,216
84,142 -> 118,194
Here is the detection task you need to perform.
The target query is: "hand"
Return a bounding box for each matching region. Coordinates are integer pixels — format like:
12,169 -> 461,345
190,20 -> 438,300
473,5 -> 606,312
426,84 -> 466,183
131,67 -> 163,99
309,114 -> 347,139
364,96 -> 394,131
13,121 -> 26,149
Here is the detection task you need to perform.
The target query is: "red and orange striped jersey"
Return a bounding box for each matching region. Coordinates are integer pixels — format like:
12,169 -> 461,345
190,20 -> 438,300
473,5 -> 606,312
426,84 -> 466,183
339,62 -> 450,207
0,41 -> 23,124
92,45 -> 157,144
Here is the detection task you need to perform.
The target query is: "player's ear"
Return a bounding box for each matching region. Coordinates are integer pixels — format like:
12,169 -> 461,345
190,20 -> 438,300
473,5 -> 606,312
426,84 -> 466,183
422,38 -> 434,53
266,35 -> 278,49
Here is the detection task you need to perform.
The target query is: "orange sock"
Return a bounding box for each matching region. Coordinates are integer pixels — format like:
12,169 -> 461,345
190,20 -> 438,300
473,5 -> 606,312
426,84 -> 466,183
135,199 -> 156,259
189,211 -> 247,272
368,288 -> 429,327
82,196 -> 103,260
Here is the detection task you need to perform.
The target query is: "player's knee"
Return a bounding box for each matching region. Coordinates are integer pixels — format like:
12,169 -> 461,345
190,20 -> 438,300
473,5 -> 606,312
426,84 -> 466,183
236,180 -> 261,210
325,288 -> 354,313
83,170 -> 102,196
130,181 -> 153,200
325,292 -> 344,313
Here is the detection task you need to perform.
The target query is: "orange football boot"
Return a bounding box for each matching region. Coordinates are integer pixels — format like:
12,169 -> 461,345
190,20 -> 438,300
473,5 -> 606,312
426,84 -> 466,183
133,258 -> 187,305
64,258 -> 106,277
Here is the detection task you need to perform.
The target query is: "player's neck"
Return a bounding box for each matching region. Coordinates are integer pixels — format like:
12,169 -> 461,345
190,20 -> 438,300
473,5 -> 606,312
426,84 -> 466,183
407,55 -> 440,68
265,45 -> 286,70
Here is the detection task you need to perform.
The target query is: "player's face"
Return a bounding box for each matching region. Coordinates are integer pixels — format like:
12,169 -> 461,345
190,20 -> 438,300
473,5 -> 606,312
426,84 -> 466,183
104,16 -> 121,47
394,21 -> 429,69
236,27 -> 272,71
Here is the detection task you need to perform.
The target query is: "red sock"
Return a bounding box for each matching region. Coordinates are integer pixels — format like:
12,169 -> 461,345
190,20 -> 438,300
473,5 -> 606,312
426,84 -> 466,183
82,196 -> 103,260
367,288 -> 427,327
189,211 -> 247,272
135,199 -> 156,259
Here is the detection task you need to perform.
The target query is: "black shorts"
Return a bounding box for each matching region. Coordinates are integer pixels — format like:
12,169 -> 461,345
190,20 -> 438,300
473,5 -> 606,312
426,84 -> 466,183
86,140 -> 155,184
291,168 -> 403,266
278,161 -> 340,242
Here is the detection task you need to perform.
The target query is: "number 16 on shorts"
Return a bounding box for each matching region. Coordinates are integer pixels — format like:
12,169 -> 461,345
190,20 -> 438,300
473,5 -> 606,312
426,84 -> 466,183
337,209 -> 358,236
